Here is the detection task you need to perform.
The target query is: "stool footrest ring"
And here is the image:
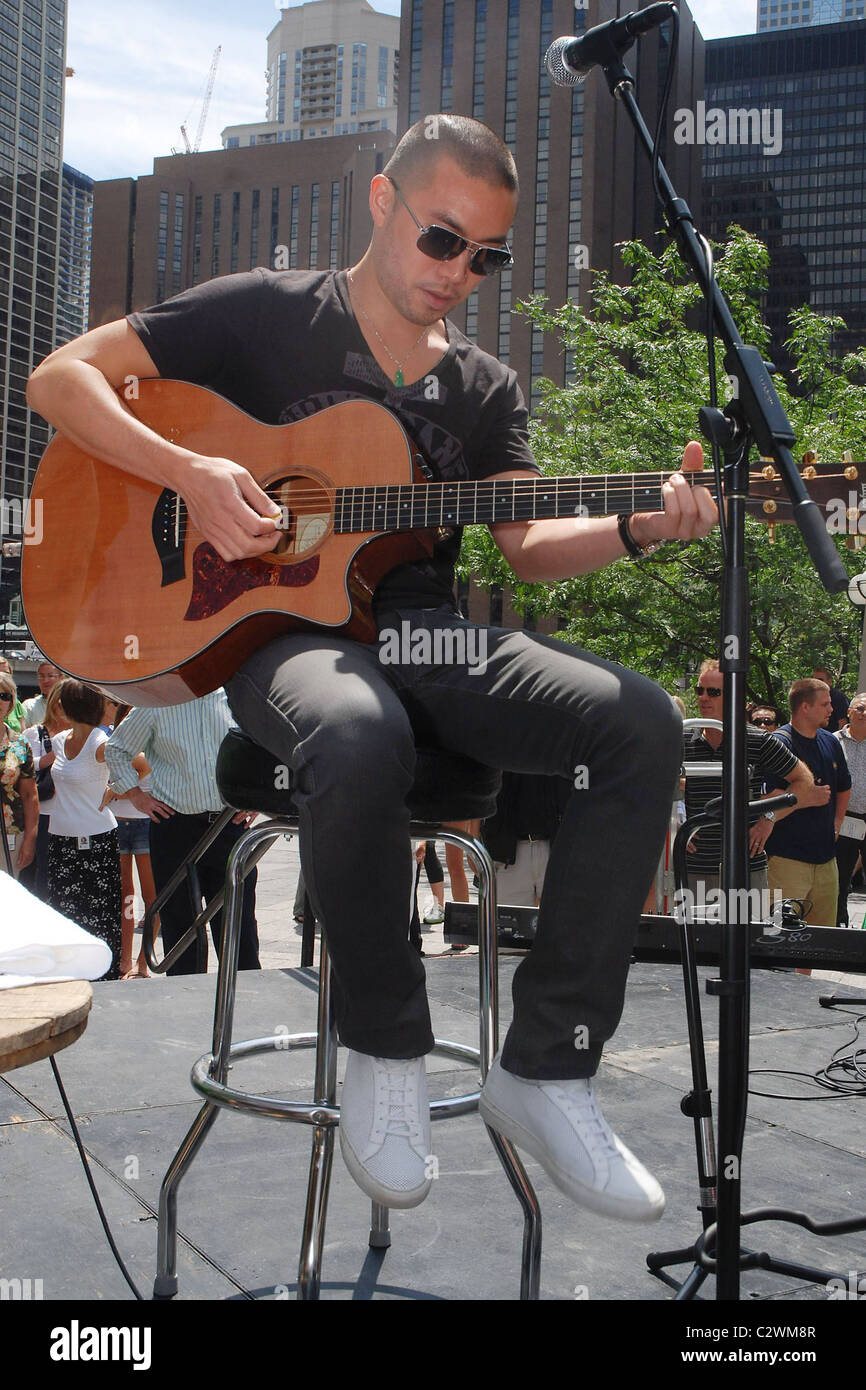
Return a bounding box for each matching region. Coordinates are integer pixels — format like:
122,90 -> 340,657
191,1034 -> 482,1122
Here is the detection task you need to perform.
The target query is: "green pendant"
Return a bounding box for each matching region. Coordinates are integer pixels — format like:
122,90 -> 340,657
395,369 -> 404,387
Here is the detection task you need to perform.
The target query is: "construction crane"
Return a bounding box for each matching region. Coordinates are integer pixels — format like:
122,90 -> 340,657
175,45 -> 221,155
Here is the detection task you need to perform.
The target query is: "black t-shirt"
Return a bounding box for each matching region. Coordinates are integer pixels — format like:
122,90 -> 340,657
682,725 -> 799,872
128,268 -> 538,613
764,724 -> 851,863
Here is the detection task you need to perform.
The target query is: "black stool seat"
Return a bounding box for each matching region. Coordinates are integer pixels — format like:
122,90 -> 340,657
216,727 -> 502,823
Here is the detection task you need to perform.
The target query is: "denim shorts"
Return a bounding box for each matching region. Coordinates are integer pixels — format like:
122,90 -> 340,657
115,817 -> 151,856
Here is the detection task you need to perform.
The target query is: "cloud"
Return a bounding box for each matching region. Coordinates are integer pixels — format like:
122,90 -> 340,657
63,0 -> 266,179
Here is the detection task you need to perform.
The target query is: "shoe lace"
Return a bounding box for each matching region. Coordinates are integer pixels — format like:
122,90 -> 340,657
374,1059 -> 424,1143
555,1081 -> 620,1160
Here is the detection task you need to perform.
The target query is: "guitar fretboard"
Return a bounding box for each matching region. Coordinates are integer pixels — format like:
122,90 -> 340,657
332,471 -> 703,534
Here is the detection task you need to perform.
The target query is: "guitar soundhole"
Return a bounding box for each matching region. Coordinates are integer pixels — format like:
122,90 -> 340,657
264,474 -> 333,564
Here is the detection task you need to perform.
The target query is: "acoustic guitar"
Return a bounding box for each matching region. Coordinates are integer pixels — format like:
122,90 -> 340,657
21,378 -> 863,706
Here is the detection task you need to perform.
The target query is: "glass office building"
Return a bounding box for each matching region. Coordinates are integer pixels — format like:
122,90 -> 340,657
703,21 -> 866,373
57,163 -> 93,345
757,0 -> 858,31
0,0 -> 65,625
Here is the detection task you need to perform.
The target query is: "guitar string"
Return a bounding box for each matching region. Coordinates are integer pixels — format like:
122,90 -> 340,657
253,477 -> 838,510
170,470 -> 847,535
254,469 -> 847,505
172,474 -> 845,515
253,477 -> 810,504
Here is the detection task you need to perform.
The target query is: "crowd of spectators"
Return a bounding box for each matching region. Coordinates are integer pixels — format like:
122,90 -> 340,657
681,660 -> 865,929
3,651 -> 865,989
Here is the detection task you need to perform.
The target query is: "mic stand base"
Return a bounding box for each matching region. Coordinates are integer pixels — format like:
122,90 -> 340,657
648,1236 -> 865,1302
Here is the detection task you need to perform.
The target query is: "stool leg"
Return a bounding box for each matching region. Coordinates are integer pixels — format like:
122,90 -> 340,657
153,1101 -> 221,1298
212,828 -> 276,1075
297,1128 -> 335,1301
484,1127 -> 543,1301
369,1202 -> 392,1250
297,935 -> 339,1300
457,828 -> 544,1302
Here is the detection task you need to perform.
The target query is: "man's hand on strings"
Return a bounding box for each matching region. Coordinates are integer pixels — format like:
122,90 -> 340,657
182,456 -> 285,563
628,441 -> 718,548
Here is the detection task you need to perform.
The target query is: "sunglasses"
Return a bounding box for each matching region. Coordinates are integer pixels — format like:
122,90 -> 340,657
389,178 -> 513,277
695,684 -> 723,698
752,716 -> 777,727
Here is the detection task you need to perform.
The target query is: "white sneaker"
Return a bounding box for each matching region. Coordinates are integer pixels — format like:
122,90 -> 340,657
422,900 -> 445,925
339,1050 -> 433,1208
479,1055 -> 665,1223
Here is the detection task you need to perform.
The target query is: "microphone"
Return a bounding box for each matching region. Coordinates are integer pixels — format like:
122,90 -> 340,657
545,3 -> 677,86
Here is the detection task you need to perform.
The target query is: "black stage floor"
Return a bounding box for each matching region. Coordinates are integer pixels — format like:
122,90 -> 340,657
2,956 -> 865,1311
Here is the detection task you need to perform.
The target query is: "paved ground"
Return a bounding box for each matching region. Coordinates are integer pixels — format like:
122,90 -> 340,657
4,833 -> 866,1322
3,952 -> 865,1316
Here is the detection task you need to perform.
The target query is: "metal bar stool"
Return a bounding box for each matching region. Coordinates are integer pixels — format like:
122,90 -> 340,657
153,729 -> 542,1301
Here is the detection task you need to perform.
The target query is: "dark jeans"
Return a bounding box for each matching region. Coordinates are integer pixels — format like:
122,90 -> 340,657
149,813 -> 261,976
835,831 -> 864,927
227,606 -> 681,1079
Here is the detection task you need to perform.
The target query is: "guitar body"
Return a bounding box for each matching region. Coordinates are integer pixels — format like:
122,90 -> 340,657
22,379 -> 434,705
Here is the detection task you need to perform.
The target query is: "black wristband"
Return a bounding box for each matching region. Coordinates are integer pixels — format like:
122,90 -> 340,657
617,513 -> 644,558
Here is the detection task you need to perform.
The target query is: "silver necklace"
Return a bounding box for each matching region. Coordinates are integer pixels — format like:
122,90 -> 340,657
348,272 -> 428,387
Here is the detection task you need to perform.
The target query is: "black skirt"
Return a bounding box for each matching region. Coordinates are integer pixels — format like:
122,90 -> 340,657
48,829 -> 122,981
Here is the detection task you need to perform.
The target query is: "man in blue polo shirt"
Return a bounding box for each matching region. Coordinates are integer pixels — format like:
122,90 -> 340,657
765,678 -> 851,926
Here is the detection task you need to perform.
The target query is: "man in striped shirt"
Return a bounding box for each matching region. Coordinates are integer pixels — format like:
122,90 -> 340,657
683,660 -> 820,904
104,690 -> 260,975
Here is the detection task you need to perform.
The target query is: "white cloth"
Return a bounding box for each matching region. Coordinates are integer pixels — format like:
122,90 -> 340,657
494,839 -> 551,907
48,728 -> 117,838
0,871 -> 112,987
113,772 -> 153,821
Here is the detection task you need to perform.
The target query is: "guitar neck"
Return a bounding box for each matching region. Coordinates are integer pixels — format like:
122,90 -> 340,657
333,470 -> 703,534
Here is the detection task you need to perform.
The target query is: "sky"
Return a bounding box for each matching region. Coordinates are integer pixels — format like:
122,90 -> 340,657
62,0 -> 759,182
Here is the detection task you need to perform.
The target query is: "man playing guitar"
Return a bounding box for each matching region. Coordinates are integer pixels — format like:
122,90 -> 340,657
27,116 -> 717,1220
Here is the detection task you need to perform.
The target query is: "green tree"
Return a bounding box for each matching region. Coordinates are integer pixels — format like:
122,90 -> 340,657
458,228 -> 866,711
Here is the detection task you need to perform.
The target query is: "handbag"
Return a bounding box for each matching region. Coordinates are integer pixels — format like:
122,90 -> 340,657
34,725 -> 54,802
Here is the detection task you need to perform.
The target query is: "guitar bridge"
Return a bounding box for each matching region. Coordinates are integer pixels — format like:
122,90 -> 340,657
152,489 -> 187,587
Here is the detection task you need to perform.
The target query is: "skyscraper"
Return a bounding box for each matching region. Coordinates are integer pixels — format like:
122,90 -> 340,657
0,0 -> 66,629
757,0 -> 859,31
222,0 -> 400,150
703,21 -> 866,371
57,163 -> 93,345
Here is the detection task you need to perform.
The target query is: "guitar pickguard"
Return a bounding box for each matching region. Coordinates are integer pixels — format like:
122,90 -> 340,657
184,543 -> 320,621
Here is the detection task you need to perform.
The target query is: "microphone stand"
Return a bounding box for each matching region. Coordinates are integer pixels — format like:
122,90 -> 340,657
589,45 -> 852,1299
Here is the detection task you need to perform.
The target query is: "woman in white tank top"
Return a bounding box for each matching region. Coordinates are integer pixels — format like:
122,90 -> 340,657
48,679 -> 121,979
